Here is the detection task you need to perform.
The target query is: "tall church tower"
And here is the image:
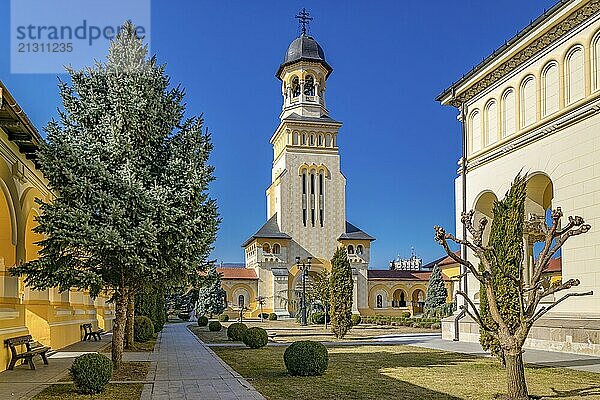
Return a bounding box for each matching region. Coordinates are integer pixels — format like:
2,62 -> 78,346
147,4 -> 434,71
242,14 -> 374,317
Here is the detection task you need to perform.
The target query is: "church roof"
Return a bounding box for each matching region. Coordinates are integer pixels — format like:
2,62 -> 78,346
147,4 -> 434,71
242,213 -> 291,247
217,267 -> 258,280
283,113 -> 341,125
367,269 -> 450,281
276,34 -> 333,78
338,221 -> 375,241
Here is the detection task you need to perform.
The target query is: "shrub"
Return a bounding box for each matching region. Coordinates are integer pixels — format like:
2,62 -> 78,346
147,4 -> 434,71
259,312 -> 269,320
227,322 -> 248,341
134,316 -> 154,343
268,312 -> 278,321
197,315 -> 209,327
431,322 -> 441,329
412,322 -> 420,328
218,314 -> 229,322
401,311 -> 411,318
135,287 -> 167,332
311,312 -> 330,324
284,341 -> 328,376
351,314 -> 361,326
69,353 -> 113,394
243,327 -> 268,349
208,321 -> 222,332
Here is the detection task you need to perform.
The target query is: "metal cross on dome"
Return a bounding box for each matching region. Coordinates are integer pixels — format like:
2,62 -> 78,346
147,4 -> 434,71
295,8 -> 313,35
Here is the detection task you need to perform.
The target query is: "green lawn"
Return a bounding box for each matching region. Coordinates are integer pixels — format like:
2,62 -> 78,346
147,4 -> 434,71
213,344 -> 600,400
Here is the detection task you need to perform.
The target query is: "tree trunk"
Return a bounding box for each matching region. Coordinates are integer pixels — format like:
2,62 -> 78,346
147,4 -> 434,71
125,290 -> 135,350
505,351 -> 528,400
111,288 -> 128,370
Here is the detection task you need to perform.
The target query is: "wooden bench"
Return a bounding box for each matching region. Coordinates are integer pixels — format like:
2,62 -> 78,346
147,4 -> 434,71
81,323 -> 104,341
4,335 -> 50,370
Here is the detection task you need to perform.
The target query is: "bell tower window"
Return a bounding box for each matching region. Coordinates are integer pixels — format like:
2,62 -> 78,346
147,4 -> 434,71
302,172 -> 307,227
292,76 -> 300,97
304,75 -> 315,96
319,172 -> 324,227
310,172 -> 315,227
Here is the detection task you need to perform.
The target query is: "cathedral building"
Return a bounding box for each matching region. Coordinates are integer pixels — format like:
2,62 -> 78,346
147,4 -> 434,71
219,23 -> 456,318
438,0 -> 600,355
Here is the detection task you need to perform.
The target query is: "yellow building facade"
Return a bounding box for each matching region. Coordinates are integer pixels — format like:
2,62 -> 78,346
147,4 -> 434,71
0,82 -> 114,372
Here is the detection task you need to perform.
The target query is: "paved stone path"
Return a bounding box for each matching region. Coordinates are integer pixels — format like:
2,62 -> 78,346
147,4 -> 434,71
142,323 -> 264,400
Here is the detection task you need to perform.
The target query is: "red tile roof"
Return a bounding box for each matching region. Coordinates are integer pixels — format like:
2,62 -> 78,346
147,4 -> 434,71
367,270 -> 450,281
438,250 -> 461,266
545,257 -> 562,273
217,267 -> 258,280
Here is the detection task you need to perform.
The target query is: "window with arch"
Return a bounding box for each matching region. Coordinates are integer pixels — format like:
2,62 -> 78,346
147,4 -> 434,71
356,245 -> 363,255
542,62 -> 559,117
238,294 -> 245,307
310,134 -> 315,146
521,76 -> 537,127
376,294 -> 383,309
310,172 -> 315,227
304,75 -> 315,96
301,133 -> 306,145
318,171 -> 324,227
292,76 -> 300,97
469,110 -> 481,154
593,34 -> 600,91
272,243 -> 281,254
262,243 -> 271,253
566,46 -> 584,105
347,245 -> 354,254
302,171 -> 307,227
502,89 -> 516,138
325,134 -> 331,147
484,100 -> 497,146
317,134 -> 323,146
292,132 -> 299,145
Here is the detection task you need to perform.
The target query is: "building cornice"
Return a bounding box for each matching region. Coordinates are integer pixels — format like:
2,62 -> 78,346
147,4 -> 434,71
439,0 -> 599,107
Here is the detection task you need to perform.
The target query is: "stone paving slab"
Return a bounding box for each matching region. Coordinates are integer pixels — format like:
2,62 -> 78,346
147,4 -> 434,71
141,323 -> 265,400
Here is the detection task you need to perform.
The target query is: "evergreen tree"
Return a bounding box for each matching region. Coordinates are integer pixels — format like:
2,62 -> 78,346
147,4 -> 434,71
435,173 -> 592,399
196,266 -> 226,317
330,247 -> 353,339
424,264 -> 447,312
11,22 -> 218,368
310,270 -> 331,328
135,286 -> 167,333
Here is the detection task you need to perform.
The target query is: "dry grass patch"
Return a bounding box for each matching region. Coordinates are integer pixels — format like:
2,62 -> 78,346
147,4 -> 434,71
213,344 -> 600,400
33,383 -> 143,400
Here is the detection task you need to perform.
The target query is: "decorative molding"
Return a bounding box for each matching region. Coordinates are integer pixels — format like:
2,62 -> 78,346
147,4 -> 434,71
450,1 -> 600,107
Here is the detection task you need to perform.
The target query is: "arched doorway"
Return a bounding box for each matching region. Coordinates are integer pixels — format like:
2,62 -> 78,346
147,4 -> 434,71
412,289 -> 425,314
392,289 -> 406,308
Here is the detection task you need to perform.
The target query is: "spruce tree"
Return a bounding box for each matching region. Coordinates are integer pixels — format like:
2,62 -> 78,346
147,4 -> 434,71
196,266 -> 226,317
424,264 -> 447,312
11,22 -> 219,368
330,247 -> 353,339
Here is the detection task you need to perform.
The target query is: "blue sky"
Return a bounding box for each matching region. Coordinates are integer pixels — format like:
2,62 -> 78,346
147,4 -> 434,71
0,1 -> 558,268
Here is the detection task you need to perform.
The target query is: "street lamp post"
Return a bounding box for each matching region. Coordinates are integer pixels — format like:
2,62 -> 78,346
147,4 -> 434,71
295,256 -> 312,326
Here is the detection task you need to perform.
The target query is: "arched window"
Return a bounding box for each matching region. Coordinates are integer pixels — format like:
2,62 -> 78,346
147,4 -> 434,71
542,62 -> 559,117
593,34 -> 600,92
262,243 -> 270,253
470,110 -> 481,154
304,75 -> 315,96
347,245 -> 354,254
292,76 -> 300,97
238,294 -> 245,307
272,243 -> 281,255
356,245 -> 363,255
566,46 -> 584,105
302,172 -> 307,227
484,100 -> 497,146
325,134 -> 331,147
317,135 -> 323,146
301,133 -> 306,145
502,89 -> 516,138
521,76 -> 537,127
310,135 -> 315,146
318,172 -> 324,227
376,294 -> 383,308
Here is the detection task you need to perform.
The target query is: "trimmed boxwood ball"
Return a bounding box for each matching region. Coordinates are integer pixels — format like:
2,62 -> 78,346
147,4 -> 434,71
208,321 -> 222,332
218,314 -> 229,322
243,327 -> 268,349
351,314 -> 362,326
259,312 -> 269,320
134,315 -> 154,342
197,316 -> 208,327
227,322 -> 248,341
69,353 -> 113,394
268,312 -> 278,321
284,340 -> 328,376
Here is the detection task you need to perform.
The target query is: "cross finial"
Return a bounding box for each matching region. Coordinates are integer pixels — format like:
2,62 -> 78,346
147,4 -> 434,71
295,8 -> 313,36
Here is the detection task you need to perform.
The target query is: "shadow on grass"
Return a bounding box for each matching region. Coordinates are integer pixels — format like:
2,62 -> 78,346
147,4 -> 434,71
544,385 -> 600,398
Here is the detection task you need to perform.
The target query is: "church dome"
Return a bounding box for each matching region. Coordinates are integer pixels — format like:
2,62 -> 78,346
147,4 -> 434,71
284,34 -> 326,64
276,34 -> 332,78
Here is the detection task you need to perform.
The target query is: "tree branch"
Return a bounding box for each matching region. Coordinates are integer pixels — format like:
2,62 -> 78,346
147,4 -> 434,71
530,290 -> 593,324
